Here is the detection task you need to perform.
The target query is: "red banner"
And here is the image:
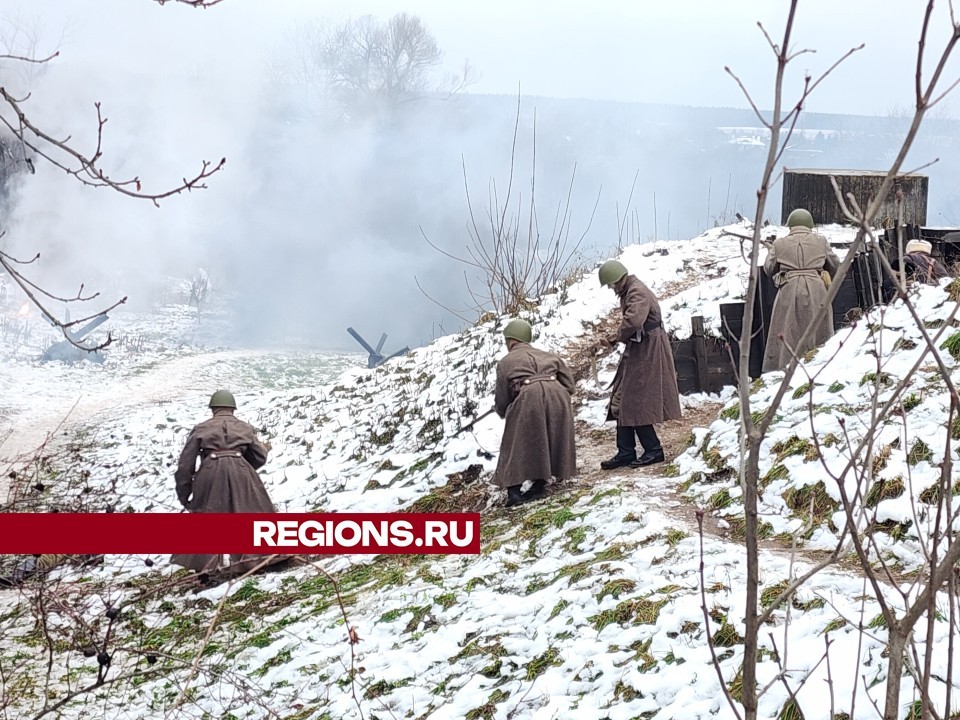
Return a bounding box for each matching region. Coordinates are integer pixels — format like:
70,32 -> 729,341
0,513 -> 481,555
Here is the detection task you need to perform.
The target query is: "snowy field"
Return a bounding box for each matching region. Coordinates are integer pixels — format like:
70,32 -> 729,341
1,222 -> 958,720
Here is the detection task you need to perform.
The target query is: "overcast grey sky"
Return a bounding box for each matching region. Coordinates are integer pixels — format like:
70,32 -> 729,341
3,0 -> 959,348
6,0 -> 958,117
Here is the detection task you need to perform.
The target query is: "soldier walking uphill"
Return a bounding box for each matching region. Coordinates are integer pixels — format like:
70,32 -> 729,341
762,208 -> 841,373
493,320 -> 577,507
598,260 -> 682,470
172,390 -> 286,576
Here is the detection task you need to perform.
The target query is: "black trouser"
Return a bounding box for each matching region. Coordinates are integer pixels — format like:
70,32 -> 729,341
616,425 -> 662,457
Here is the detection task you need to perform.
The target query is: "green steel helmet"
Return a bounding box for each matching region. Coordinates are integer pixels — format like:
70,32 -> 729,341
598,259 -> 628,287
786,208 -> 815,229
208,389 -> 237,409
503,319 -> 532,344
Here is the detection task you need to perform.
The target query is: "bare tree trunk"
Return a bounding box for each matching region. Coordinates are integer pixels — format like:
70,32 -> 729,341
884,630 -> 908,720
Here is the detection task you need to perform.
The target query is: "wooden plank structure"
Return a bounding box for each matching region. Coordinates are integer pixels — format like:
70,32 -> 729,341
668,167 -> 949,394
781,169 -> 928,228
672,247 -> 890,395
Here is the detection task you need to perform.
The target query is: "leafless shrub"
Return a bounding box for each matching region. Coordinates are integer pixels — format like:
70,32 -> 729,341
418,94 -> 601,322
0,2 -> 226,352
188,269 -> 212,321
286,12 -> 477,122
707,2 -> 960,720
1,422 -> 368,719
0,552 -> 360,720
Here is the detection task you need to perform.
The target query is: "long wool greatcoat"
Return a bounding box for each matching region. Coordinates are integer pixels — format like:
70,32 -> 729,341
762,226 -> 841,373
171,409 -> 277,573
606,275 -> 682,426
492,343 -> 577,489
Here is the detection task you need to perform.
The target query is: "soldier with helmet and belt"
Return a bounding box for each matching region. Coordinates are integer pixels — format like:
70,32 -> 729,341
493,319 -> 577,507
762,208 -> 841,373
598,259 -> 682,470
171,390 -> 283,575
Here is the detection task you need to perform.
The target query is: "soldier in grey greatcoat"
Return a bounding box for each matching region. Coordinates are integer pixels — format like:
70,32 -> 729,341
171,390 -> 282,575
493,320 -> 577,507
762,208 -> 841,373
598,260 -> 682,470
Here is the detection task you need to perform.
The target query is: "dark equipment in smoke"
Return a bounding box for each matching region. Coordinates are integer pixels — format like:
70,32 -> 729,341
39,310 -> 109,364
346,327 -> 409,368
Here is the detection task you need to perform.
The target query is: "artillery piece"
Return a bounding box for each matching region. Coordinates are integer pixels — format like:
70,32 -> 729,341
346,327 -> 409,369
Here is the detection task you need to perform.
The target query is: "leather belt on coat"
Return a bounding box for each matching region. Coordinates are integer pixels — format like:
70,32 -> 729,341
512,374 -> 557,393
628,319 -> 663,342
202,448 -> 244,461
773,268 -> 820,288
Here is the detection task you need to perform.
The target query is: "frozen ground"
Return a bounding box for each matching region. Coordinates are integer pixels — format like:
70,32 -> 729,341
1,223 -> 957,719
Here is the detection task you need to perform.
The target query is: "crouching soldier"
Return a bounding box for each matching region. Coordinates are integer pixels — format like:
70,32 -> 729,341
885,239 -> 950,300
598,260 -> 682,469
493,320 -> 577,507
172,390 -> 287,576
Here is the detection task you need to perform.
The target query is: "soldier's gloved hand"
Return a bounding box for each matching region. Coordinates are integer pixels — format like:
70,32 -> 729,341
177,489 -> 192,509
606,333 -> 620,347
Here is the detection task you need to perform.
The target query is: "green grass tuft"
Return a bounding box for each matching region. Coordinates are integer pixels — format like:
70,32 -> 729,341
597,578 -> 637,602
908,439 -> 933,466
465,689 -> 510,720
708,488 -> 733,510
434,592 -> 457,610
860,371 -> 895,388
702,445 -> 729,473
867,612 -> 887,629
548,599 -> 570,621
901,393 -> 922,411
589,597 -> 667,631
791,382 -> 811,400
865,476 -> 906,507
524,648 -> 562,680
822,617 -> 846,634
760,463 -> 789,489
613,680 -> 643,702
712,620 -> 743,647
777,697 -> 806,720
665,528 -> 688,547
720,403 -> 741,421
760,580 -> 792,609
771,435 -> 813,460
588,488 -> 623,505
941,331 -> 960,361
782,481 -> 838,522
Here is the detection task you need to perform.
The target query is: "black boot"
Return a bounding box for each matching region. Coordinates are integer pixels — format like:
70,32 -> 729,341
631,425 -> 665,467
600,426 -> 638,470
523,479 -> 548,501
505,485 -> 526,507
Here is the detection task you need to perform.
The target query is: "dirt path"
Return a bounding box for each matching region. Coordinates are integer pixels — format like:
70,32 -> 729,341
538,401 -> 857,573
566,405 -> 729,534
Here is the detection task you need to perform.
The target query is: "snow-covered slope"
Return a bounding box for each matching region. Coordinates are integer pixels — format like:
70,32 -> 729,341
675,276 -> 960,576
2,223 -> 955,720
